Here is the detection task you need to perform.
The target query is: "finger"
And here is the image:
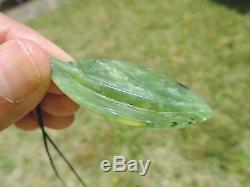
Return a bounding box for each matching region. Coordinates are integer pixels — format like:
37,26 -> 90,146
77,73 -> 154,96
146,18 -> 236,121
48,82 -> 64,95
0,26 -> 9,43
43,112 -> 74,129
15,112 -> 37,131
0,13 -> 74,95
16,112 -> 75,130
0,13 -> 73,61
0,39 -> 50,131
41,93 -> 79,117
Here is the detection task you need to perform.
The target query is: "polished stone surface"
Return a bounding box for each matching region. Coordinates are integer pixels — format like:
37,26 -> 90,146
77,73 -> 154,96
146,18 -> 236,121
52,58 -> 213,128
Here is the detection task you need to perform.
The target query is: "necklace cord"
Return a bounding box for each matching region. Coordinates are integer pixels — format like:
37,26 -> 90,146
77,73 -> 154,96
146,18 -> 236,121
35,105 -> 87,187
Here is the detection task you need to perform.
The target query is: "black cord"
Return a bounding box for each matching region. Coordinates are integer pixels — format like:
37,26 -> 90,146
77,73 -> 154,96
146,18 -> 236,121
36,105 -> 68,187
35,105 -> 87,187
45,132 -> 87,186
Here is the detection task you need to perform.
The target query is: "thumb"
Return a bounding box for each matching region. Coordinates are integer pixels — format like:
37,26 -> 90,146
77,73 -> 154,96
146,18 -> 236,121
0,39 -> 51,131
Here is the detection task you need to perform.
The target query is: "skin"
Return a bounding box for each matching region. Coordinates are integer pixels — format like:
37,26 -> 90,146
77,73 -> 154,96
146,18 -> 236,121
0,13 -> 79,131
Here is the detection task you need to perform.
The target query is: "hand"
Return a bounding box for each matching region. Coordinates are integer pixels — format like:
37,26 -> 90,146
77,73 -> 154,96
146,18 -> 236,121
0,14 -> 79,131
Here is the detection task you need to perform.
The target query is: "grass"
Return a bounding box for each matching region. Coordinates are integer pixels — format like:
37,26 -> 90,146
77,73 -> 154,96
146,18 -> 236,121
0,0 -> 249,186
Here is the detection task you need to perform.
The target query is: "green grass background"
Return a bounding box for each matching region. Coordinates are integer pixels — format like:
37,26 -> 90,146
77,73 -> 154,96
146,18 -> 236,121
0,0 -> 249,186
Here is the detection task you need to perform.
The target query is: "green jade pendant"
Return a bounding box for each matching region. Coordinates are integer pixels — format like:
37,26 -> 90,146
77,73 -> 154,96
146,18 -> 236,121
51,58 -> 213,128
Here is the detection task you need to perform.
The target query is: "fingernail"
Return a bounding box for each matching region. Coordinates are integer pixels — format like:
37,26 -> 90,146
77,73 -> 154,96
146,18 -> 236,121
0,40 -> 41,102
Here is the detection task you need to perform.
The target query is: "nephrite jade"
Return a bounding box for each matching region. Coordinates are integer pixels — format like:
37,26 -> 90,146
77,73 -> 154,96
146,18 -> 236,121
51,58 -> 213,128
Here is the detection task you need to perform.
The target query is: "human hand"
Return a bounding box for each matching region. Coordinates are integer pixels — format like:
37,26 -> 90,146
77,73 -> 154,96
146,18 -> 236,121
0,14 -> 79,131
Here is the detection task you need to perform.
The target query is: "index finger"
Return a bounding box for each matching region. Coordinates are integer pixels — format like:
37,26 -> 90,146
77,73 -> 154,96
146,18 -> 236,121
0,13 -> 73,61
0,13 -> 73,94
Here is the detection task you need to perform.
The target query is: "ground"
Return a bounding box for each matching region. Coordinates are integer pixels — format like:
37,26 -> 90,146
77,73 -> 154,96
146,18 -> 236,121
0,0 -> 249,187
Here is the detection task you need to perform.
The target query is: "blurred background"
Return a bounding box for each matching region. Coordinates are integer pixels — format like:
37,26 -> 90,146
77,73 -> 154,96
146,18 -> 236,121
0,0 -> 249,187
